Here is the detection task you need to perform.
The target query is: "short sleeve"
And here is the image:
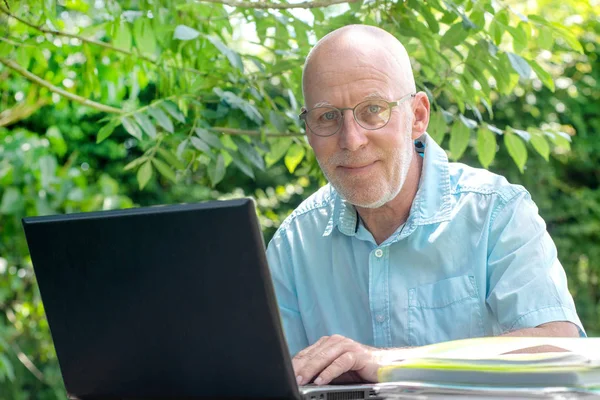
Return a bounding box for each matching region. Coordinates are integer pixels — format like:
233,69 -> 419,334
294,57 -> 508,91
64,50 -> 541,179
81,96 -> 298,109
266,230 -> 309,356
486,190 -> 585,336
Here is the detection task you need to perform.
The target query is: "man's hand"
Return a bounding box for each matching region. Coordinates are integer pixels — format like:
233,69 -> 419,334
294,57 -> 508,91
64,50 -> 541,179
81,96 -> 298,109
292,335 -> 381,385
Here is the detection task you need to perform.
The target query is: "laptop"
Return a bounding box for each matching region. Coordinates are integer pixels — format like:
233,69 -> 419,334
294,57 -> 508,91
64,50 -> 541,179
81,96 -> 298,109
22,198 -> 382,400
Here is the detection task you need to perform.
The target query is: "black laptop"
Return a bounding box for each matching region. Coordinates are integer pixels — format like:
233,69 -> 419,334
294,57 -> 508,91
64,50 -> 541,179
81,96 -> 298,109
22,198 -> 380,400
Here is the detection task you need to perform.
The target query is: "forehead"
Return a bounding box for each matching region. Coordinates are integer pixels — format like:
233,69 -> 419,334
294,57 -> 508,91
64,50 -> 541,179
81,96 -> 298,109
303,43 -> 402,108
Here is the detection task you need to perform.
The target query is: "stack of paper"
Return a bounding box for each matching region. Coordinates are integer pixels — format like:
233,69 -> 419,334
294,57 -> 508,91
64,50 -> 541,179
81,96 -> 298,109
376,337 -> 600,398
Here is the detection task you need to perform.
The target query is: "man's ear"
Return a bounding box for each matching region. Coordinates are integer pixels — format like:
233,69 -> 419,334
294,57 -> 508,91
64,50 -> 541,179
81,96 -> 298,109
411,92 -> 430,140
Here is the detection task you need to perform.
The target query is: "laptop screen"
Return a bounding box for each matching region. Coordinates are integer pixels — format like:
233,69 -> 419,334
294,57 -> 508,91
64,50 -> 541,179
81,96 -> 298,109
23,199 -> 300,400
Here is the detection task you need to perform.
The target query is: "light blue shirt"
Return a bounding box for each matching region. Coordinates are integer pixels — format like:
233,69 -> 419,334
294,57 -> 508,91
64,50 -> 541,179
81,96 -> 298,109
266,133 -> 585,356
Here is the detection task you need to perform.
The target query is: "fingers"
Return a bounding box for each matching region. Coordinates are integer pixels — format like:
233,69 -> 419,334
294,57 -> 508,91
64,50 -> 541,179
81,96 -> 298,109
292,335 -> 377,385
314,351 -> 359,385
293,335 -> 346,384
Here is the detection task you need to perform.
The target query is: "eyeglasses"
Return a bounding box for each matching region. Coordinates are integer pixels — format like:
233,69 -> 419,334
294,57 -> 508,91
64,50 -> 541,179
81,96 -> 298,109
299,93 -> 416,137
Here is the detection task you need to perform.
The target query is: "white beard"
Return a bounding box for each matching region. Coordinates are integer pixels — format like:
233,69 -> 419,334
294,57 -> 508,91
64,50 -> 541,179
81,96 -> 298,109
319,118 -> 415,209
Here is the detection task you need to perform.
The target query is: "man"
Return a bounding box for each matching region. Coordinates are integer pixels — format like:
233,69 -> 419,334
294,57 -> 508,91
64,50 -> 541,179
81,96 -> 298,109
266,25 -> 584,387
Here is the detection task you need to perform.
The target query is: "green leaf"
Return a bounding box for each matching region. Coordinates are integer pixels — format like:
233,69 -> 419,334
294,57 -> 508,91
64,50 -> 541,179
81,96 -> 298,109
96,120 -> 119,143
476,126 -> 496,168
490,18 -> 505,46
231,136 -> 265,171
270,110 -> 287,133
191,137 -> 212,154
0,187 -> 23,215
39,155 -> 57,189
133,112 -> 156,139
506,52 -> 531,79
121,117 -> 143,140
124,156 -> 148,171
213,88 -> 263,123
419,4 -> 439,33
173,25 -> 200,40
16,46 -> 31,69
504,130 -> 527,173
206,35 -> 244,72
441,23 -> 469,48
530,132 -> 550,161
230,152 -> 255,179
195,128 -> 224,150
427,108 -> 447,144
148,107 -> 174,133
46,126 -> 67,157
284,143 -> 305,173
506,24 -> 528,53
551,25 -> 584,54
537,26 -> 554,50
266,137 -> 292,167
133,18 -> 157,56
0,354 -> 15,381
151,158 -> 176,182
156,148 -> 185,170
208,153 -> 226,187
137,161 -> 153,189
449,120 -> 471,161
113,21 -> 132,51
161,101 -> 186,123
527,59 -> 555,92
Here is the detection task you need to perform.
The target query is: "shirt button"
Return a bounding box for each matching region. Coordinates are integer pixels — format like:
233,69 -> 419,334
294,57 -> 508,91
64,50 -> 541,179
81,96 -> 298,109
376,314 -> 385,323
375,249 -> 383,258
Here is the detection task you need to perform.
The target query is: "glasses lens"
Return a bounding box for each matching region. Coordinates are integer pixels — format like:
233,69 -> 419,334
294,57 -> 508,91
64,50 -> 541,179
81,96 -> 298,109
355,100 -> 391,129
306,107 -> 342,136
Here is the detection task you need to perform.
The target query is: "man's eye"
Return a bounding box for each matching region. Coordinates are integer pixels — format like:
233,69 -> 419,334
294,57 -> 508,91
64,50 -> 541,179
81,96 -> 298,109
323,111 -> 337,120
368,105 -> 381,113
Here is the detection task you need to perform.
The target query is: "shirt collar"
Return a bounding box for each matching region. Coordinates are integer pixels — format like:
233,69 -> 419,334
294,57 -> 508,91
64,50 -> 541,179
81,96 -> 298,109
323,133 -> 452,237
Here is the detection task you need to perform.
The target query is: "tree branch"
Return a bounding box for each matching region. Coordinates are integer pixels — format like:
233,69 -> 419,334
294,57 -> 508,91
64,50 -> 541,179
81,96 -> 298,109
0,57 -> 123,114
210,127 -> 304,137
197,0 -> 358,9
0,5 -> 206,76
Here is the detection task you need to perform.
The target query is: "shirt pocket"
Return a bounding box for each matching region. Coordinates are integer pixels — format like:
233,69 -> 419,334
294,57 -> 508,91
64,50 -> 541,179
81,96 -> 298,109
407,275 -> 484,346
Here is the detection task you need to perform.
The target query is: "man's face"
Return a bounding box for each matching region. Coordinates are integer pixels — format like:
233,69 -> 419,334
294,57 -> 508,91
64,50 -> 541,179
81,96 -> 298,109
303,44 -> 415,208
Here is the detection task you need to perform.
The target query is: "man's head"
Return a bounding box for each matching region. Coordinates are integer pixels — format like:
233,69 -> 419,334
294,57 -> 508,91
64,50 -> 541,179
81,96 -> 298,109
301,25 -> 429,208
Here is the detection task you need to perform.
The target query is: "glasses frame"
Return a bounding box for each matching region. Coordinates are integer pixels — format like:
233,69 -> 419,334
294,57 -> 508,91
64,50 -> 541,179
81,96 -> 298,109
299,92 -> 416,137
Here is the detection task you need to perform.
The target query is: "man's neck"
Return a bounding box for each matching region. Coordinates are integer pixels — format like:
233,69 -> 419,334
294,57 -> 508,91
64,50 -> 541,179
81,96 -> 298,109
355,151 -> 423,245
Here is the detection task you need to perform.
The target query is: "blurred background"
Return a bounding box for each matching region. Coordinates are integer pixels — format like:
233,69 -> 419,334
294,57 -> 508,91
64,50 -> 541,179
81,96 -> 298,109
0,0 -> 598,397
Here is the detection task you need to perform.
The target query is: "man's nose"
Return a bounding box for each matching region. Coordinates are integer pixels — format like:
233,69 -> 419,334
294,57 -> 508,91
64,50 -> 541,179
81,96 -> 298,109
339,110 -> 368,151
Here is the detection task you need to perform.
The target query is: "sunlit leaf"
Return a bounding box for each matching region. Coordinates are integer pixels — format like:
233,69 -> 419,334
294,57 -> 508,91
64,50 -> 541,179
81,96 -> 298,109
266,137 -> 293,167
137,161 -> 153,189
173,24 -> 200,40
284,143 -> 305,173
528,59 -> 555,92
121,116 -> 143,140
507,52 -> 531,79
449,120 -> 471,161
427,108 -> 447,145
133,18 -> 157,56
148,107 -> 174,133
476,126 -> 496,168
504,130 -> 527,173
113,21 -> 132,51
530,132 -> 550,161
133,112 -> 156,139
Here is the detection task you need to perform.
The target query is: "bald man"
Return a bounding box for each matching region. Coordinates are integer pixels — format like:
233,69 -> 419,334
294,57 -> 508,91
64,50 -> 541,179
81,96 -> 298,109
266,25 -> 584,386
